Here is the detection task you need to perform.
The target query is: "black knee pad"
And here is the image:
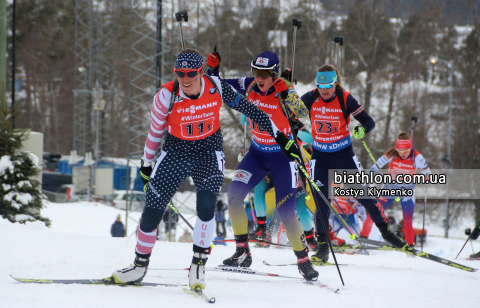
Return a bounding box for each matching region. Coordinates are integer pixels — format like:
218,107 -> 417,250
196,190 -> 216,221
139,207 -> 164,232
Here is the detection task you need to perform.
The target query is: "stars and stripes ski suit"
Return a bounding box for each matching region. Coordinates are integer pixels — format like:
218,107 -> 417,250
135,75 -> 280,255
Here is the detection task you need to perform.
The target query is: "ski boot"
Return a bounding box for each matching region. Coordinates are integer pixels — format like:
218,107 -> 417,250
223,234 -> 252,267
328,225 -> 346,247
110,254 -> 150,284
469,251 -> 480,260
305,228 -> 318,252
378,223 -> 411,250
295,249 -> 319,281
252,217 -> 271,248
188,246 -> 211,290
311,233 -> 329,263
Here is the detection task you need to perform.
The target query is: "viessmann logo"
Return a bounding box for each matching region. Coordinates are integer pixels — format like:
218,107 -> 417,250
177,101 -> 218,114
249,99 -> 277,110
392,162 -> 413,168
312,107 -> 342,114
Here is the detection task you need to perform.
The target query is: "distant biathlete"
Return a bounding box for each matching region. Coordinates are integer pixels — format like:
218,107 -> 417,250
360,132 -> 432,246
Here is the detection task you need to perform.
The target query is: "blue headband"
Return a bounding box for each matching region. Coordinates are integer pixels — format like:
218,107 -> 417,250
316,71 -> 337,84
175,53 -> 204,69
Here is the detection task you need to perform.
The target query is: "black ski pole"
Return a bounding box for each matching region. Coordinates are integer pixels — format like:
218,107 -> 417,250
421,183 -> 428,252
456,220 -> 480,259
168,202 -> 194,230
291,19 -> 302,85
175,10 -> 188,50
278,70 -> 344,286
411,116 -> 418,141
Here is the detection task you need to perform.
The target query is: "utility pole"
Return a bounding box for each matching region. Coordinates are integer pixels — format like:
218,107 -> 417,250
11,0 -> 16,128
0,0 -> 6,110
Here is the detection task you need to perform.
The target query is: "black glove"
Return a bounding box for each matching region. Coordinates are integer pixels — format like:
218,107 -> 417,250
472,220 -> 480,240
281,68 -> 293,83
140,159 -> 153,192
291,118 -> 306,135
275,132 -> 301,161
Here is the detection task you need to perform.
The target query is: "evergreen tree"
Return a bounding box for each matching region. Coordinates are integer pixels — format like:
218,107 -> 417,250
0,103 -> 50,226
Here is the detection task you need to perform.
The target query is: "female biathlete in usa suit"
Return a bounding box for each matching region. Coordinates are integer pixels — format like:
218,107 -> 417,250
300,64 -> 410,263
110,49 -> 300,290
207,50 -> 318,280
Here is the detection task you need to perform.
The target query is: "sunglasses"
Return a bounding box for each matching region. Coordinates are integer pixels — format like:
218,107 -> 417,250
316,81 -> 336,89
174,65 -> 203,78
396,148 -> 411,154
252,68 -> 277,79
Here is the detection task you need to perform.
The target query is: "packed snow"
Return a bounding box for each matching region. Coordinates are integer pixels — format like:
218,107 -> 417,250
1,198 -> 479,308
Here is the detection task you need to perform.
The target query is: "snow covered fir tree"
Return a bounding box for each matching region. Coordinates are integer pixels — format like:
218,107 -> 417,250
0,104 -> 50,226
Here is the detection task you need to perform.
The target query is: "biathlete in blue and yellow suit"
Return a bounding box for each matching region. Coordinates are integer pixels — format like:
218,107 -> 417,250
247,116 -> 319,251
207,50 -> 318,280
300,64 -> 412,263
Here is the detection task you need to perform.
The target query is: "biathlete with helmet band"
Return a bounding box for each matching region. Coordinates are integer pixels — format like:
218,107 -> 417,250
207,49 -> 318,281
246,115 -> 318,251
360,132 -> 432,246
239,114 -> 319,251
110,49 -> 299,291
300,64 -> 412,263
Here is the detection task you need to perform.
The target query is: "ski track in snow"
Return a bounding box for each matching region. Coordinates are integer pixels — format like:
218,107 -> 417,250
1,201 -> 479,308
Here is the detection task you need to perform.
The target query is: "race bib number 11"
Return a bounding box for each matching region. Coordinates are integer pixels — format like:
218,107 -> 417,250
181,117 -> 215,138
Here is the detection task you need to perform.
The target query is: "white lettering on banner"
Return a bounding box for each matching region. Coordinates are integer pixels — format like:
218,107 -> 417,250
181,112 -> 214,121
315,135 -> 344,142
253,136 -> 275,143
392,162 -> 414,168
315,114 -> 340,120
232,169 -> 252,184
176,101 -> 218,114
328,139 -> 350,150
312,107 -> 343,114
248,99 -> 278,110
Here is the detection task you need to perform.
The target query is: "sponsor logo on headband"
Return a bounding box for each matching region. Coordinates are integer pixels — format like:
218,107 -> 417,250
255,57 -> 269,66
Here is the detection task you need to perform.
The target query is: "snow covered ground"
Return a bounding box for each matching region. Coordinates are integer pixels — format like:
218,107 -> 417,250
1,200 -> 479,308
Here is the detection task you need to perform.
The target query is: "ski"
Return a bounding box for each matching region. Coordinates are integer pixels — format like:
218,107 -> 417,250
262,260 -> 349,267
183,287 -> 216,304
305,280 -> 340,293
151,267 -> 338,294
355,238 -> 478,272
151,266 -> 302,279
10,275 -> 185,287
214,238 -> 292,248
